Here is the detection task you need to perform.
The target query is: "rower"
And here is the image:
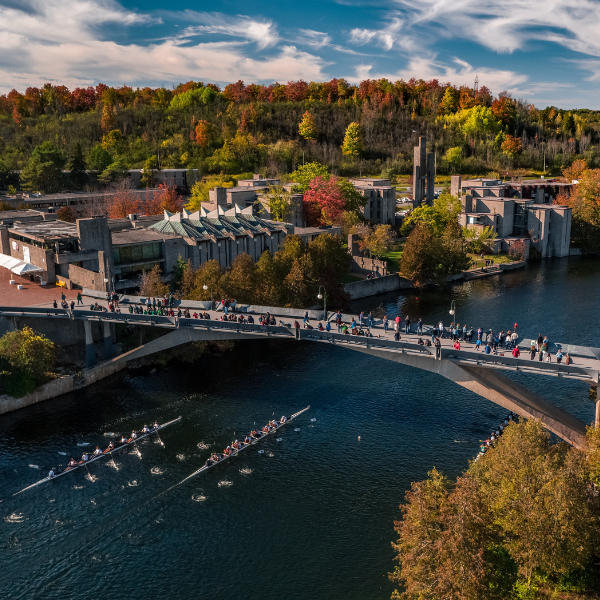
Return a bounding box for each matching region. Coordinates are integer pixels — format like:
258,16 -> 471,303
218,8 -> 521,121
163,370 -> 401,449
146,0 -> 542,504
130,431 -> 138,442
120,435 -> 128,444
251,429 -> 260,438
48,468 -> 55,478
142,424 -> 150,433
81,452 -> 89,462
153,421 -> 159,430
68,458 -> 77,468
93,446 -> 102,455
105,441 -> 114,453
244,435 -> 251,444
204,457 -> 213,467
280,416 -> 286,423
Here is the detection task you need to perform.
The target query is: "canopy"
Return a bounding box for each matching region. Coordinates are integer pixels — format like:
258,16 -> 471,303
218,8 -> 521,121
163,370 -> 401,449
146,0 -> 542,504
0,253 -> 44,275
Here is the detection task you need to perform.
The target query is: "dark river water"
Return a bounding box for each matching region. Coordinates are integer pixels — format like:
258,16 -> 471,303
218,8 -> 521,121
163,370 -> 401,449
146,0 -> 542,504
1,256 -> 599,600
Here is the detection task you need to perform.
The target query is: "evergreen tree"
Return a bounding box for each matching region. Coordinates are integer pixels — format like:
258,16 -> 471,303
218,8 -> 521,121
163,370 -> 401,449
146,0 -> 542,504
69,142 -> 87,189
22,142 -> 65,192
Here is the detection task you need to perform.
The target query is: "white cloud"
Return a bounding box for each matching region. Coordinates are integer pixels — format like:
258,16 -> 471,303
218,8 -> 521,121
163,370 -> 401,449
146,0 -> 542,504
177,12 -> 279,50
296,29 -> 332,49
0,0 -> 327,92
392,0 -> 600,56
349,17 -> 406,51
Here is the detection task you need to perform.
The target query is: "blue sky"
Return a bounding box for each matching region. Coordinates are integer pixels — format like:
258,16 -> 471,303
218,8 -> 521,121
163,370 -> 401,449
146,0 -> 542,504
1,0 -> 600,108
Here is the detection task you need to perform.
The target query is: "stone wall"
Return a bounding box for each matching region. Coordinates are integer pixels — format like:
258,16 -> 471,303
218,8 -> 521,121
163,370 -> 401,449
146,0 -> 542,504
344,274 -> 412,299
0,376 -> 74,415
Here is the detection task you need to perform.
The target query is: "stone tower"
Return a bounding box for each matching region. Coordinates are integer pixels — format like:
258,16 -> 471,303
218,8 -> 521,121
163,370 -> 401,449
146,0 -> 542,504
412,137 -> 435,208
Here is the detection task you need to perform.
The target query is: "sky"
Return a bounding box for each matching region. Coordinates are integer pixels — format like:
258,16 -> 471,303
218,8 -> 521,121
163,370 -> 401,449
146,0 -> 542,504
1,0 -> 600,109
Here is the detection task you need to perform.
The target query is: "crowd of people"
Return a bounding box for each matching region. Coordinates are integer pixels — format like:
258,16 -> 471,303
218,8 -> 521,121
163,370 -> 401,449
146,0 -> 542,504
474,413 -> 516,462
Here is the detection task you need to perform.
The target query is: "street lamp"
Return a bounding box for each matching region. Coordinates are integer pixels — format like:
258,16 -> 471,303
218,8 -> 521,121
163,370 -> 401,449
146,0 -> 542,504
203,283 -> 213,309
449,300 -> 456,329
317,285 -> 327,322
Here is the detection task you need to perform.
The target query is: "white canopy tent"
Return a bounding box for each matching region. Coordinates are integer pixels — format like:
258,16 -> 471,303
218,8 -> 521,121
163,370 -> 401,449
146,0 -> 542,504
0,253 -> 44,275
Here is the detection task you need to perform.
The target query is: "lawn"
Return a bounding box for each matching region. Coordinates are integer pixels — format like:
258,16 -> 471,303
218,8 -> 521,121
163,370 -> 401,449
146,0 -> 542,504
467,252 -> 516,269
380,242 -> 405,273
339,273 -> 363,284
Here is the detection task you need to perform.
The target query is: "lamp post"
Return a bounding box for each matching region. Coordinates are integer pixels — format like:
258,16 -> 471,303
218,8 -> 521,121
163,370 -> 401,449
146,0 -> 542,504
203,284 -> 213,310
317,285 -> 327,322
449,300 -> 456,330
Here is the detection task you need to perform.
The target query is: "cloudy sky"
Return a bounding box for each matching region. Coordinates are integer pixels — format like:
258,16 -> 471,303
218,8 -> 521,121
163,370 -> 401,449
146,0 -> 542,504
1,0 -> 599,108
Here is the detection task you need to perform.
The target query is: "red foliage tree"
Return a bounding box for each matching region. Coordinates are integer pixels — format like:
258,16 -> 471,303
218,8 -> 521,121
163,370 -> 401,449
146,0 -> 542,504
303,176 -> 346,226
143,184 -> 183,216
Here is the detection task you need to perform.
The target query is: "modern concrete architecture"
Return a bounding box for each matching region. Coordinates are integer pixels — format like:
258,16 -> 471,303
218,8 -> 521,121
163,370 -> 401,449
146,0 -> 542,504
412,137 -> 435,208
349,178 -> 396,224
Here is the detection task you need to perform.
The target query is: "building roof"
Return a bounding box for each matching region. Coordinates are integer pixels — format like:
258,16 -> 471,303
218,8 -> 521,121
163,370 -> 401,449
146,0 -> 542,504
9,219 -> 78,241
148,207 -> 286,242
106,214 -> 164,231
111,228 -> 179,245
0,209 -> 46,222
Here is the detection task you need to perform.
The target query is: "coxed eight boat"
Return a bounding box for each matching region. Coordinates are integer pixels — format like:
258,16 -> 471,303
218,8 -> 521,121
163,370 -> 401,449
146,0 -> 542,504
179,406 -> 310,485
13,416 -> 182,496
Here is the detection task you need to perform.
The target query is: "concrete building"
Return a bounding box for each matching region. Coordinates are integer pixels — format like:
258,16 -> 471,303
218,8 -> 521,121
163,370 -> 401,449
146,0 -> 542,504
349,178 -> 396,225
412,137 -> 435,208
458,188 -> 572,258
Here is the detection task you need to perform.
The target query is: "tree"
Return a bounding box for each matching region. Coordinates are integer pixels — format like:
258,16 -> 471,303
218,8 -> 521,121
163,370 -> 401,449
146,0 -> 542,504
445,147 -> 462,173
194,119 -> 214,149
0,326 -> 55,397
255,250 -> 284,306
140,156 -> 160,188
186,175 -> 235,212
307,233 -> 350,279
500,134 -> 522,158
439,87 -> 459,114
563,159 -> 588,182
508,239 -> 527,260
187,259 -> 223,301
298,111 -> 318,141
220,253 -> 257,303
139,264 -> 168,297
99,156 -> 129,184
341,122 -> 362,157
262,185 -> 293,221
69,142 -> 87,189
303,176 -> 346,226
21,142 -> 65,192
144,183 -> 183,215
337,179 -> 367,215
106,180 -> 139,218
359,224 -> 397,258
56,206 -> 76,222
290,161 -> 330,192
88,145 -> 113,172
401,193 -> 461,237
462,225 -> 495,253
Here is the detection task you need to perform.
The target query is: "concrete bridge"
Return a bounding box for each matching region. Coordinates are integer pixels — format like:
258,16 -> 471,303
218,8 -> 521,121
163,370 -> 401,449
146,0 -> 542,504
1,305 -> 598,449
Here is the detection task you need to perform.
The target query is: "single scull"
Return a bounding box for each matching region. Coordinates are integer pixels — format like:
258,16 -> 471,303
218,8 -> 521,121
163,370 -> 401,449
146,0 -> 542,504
178,406 -> 310,485
13,416 -> 182,496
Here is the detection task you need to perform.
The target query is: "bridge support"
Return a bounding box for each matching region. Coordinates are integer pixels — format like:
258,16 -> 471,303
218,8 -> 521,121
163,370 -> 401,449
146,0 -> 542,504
103,322 -> 114,360
84,320 -> 96,368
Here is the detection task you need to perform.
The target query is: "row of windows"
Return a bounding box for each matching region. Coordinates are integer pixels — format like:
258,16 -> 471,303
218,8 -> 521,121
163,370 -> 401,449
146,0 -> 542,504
112,242 -> 163,265
114,261 -> 163,280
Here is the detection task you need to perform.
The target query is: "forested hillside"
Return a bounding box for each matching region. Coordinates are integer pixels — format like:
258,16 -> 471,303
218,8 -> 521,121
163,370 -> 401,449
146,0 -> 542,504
2,78 -> 600,190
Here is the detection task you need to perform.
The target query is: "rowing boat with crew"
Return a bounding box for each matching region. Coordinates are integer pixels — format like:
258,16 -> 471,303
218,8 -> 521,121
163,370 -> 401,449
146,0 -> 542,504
178,406 -> 310,485
13,416 -> 182,496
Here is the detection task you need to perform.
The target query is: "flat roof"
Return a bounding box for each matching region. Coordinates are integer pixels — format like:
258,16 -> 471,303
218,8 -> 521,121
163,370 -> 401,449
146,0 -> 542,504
0,209 -> 45,221
9,220 -> 78,241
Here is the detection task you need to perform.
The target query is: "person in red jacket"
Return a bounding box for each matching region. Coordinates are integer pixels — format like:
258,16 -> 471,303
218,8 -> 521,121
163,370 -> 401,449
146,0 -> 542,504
512,346 -> 520,358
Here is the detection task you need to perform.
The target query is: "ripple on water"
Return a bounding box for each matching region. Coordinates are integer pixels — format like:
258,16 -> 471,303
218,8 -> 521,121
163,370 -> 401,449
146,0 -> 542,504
192,494 -> 207,502
151,467 -> 163,475
218,480 -> 232,488
176,454 -> 185,461
128,480 -> 138,487
5,513 -> 24,523
266,452 -> 274,457
239,467 -> 253,475
197,442 -> 210,450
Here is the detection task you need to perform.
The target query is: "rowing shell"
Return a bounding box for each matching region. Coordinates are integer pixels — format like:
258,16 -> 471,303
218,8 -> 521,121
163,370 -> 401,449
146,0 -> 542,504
12,417 -> 182,496
179,406 -> 310,485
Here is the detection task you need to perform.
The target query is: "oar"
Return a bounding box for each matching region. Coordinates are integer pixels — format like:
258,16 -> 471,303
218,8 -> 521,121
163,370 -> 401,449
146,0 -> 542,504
154,428 -> 165,447
84,461 -> 95,482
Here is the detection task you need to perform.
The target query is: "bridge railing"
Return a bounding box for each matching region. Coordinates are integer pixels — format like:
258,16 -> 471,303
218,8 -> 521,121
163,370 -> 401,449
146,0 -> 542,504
0,306 -> 70,318
72,309 -> 177,327
179,318 -> 294,337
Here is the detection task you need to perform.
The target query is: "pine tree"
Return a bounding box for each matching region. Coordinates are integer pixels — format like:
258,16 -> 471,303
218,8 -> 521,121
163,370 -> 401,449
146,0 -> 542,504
298,111 -> 318,141
341,122 -> 362,157
69,142 -> 87,189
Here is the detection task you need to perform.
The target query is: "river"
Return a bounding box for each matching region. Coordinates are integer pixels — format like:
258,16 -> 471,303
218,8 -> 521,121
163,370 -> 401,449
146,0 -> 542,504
1,256 -> 599,600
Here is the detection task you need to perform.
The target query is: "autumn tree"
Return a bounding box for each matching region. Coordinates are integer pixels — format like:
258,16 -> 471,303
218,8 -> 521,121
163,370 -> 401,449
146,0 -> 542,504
187,259 -> 223,302
262,185 -> 293,221
140,155 -> 160,188
195,119 -> 214,149
106,180 -> 139,218
290,161 -> 330,192
186,175 -> 235,211
444,147 -> 462,173
500,134 -> 522,158
298,110 -> 318,141
56,206 -> 76,222
139,264 -> 168,297
220,253 -> 257,303
359,224 -> 397,257
303,176 -> 346,225
144,183 -> 183,215
341,122 -> 362,157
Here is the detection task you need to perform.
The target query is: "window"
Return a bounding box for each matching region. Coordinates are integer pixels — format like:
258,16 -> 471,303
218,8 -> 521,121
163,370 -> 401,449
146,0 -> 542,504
112,243 -> 163,265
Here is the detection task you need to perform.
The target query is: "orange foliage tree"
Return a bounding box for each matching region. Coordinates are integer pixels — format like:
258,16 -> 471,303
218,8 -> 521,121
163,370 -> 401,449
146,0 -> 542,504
143,183 -> 183,215
106,183 -> 139,218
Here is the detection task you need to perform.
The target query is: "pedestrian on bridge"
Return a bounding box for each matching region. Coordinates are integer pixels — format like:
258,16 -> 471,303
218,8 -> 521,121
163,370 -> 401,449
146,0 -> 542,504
434,337 -> 441,359
405,315 -> 410,334
417,318 -> 423,335
510,331 -> 519,348
383,315 -> 389,332
367,312 -> 373,329
359,311 -> 364,327
76,292 -> 83,305
394,316 -> 400,333
336,311 -> 342,332
438,321 -> 444,338
537,333 -> 543,351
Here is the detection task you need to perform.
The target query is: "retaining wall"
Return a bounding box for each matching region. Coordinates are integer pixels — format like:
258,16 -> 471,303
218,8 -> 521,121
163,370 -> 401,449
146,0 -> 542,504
344,274 -> 413,299
0,376 -> 74,415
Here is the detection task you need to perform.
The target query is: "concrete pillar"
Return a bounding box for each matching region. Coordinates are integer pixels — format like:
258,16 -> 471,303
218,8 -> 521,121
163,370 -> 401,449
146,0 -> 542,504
84,320 -> 96,368
426,152 -> 435,206
103,321 -> 113,360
